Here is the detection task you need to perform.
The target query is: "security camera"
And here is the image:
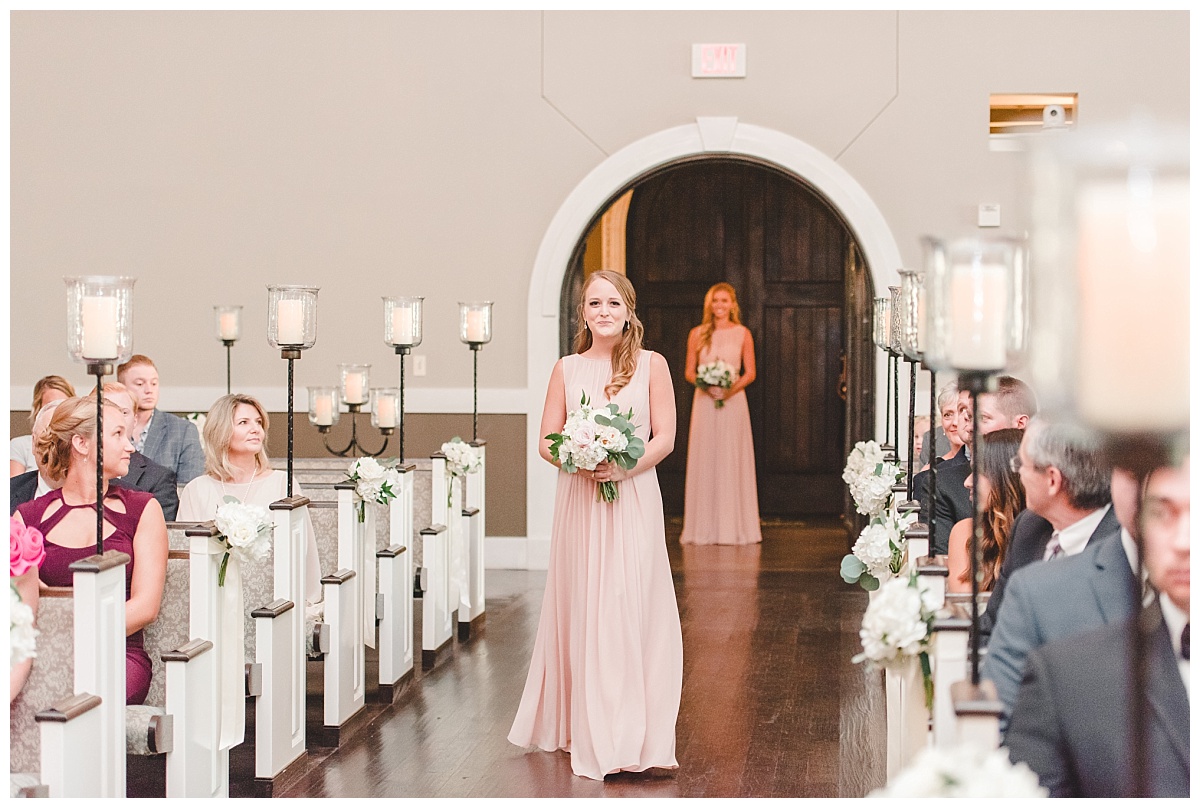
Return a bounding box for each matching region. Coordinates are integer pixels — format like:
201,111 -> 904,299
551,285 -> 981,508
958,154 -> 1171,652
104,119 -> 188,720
1043,105 -> 1067,129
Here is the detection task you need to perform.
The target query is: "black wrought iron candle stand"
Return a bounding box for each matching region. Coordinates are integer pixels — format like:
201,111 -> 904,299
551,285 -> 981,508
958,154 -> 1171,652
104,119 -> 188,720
396,345 -> 409,462
282,349 -> 300,497
321,403 -> 390,458
87,362 -> 113,556
223,339 -> 235,395
925,366 -> 937,560
958,370 -> 996,686
469,342 -> 483,442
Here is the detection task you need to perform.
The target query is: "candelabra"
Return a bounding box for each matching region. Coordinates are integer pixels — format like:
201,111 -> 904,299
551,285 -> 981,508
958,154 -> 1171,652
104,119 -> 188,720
267,284 -> 319,497
66,276 -> 136,555
384,296 -> 424,462
214,305 -> 242,395
318,364 -> 390,457
458,301 -> 493,442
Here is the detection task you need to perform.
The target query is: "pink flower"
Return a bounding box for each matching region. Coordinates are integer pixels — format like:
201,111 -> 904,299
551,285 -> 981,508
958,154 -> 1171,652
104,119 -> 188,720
11,516 -> 46,578
572,421 -> 596,448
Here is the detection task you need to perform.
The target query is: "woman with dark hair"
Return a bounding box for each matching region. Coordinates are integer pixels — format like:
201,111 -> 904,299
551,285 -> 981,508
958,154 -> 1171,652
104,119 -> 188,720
509,269 -> 682,780
680,282 -> 762,545
947,428 -> 1026,593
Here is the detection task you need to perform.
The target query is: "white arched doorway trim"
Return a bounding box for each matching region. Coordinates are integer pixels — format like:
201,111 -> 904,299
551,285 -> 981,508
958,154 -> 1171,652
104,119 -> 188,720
519,118 -> 903,569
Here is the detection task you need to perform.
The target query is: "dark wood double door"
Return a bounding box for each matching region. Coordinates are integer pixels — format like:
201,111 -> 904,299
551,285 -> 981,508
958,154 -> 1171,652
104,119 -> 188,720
622,158 -> 873,520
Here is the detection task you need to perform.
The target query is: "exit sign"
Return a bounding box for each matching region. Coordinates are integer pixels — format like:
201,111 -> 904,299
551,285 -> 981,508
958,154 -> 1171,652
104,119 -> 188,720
692,43 -> 746,78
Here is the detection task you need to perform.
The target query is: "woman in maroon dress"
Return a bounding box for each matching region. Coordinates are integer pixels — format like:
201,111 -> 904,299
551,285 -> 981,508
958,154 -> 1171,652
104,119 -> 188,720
14,396 -> 167,704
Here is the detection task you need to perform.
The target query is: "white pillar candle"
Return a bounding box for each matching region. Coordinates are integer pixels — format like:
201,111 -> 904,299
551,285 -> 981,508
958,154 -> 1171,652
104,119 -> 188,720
1076,178 -> 1188,431
465,310 -> 487,343
276,299 -> 305,345
375,396 -> 397,428
81,296 -> 119,359
391,307 -> 414,345
314,394 -> 333,426
344,372 -> 365,404
948,263 -> 1007,370
218,311 -> 239,340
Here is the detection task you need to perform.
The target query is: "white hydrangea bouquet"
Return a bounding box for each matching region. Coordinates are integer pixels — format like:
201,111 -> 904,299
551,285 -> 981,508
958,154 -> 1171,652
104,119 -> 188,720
345,457 -> 403,522
695,359 -> 736,408
841,510 -> 917,591
871,745 -> 1047,798
546,393 -> 646,503
842,440 -> 903,517
440,437 -> 482,507
853,573 -> 938,711
10,582 -> 38,670
214,498 -> 274,586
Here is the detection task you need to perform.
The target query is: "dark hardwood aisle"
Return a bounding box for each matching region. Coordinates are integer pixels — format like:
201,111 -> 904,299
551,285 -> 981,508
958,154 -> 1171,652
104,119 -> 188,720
282,519 -> 886,798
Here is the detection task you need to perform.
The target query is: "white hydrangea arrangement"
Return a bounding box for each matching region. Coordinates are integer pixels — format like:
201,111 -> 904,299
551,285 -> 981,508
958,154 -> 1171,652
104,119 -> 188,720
345,457 -> 403,522
440,438 -> 482,508
842,440 -> 903,518
871,745 -> 1047,798
841,510 -> 917,591
214,498 -> 274,586
546,393 -> 645,503
853,573 -> 939,710
10,583 -> 38,670
695,359 -> 736,408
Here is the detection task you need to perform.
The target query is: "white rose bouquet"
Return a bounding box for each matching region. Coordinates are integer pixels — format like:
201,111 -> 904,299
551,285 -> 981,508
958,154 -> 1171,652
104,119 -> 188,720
546,393 -> 646,503
842,440 -> 903,517
10,582 -> 38,670
840,510 -> 917,591
695,359 -> 736,408
440,437 -> 482,507
214,498 -> 274,586
853,573 -> 939,710
871,745 -> 1047,798
345,457 -> 403,522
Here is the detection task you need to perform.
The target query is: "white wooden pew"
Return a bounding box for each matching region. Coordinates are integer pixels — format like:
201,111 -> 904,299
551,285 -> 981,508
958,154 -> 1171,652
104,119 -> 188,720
377,464 -> 416,700
458,441 -> 486,640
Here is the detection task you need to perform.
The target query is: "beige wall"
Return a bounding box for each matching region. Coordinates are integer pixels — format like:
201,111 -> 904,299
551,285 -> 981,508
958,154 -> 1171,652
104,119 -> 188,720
10,11 -> 1190,536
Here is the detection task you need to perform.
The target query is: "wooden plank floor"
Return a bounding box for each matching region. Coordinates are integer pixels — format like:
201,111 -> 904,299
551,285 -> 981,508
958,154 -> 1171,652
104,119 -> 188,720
281,518 -> 886,798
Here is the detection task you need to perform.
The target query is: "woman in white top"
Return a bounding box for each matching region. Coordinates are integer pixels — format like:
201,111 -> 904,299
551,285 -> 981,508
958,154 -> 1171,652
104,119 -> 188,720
10,375 -> 75,477
177,394 -> 322,604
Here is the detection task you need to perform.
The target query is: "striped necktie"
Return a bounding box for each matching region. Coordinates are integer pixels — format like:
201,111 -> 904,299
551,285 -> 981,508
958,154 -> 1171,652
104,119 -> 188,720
1045,533 -> 1064,560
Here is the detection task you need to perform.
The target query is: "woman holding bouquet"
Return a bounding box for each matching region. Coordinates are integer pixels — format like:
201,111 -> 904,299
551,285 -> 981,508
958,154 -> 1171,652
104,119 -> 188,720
509,269 -> 683,780
13,396 -> 167,704
177,394 -> 321,605
680,282 -> 762,545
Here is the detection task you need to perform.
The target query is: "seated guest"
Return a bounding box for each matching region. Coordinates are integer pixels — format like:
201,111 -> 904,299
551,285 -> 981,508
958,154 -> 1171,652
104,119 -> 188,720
92,382 -> 179,520
117,354 -> 205,485
979,415 -> 1119,638
946,428 -> 1025,594
1006,459 -> 1190,797
911,414 -> 932,466
984,466 -> 1144,730
13,397 -> 168,705
10,375 -> 74,477
10,400 -> 65,514
177,394 -> 322,605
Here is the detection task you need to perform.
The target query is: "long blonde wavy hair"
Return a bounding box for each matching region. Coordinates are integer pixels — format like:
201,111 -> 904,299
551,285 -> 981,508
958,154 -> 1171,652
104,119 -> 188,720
697,282 -> 743,354
573,270 -> 646,399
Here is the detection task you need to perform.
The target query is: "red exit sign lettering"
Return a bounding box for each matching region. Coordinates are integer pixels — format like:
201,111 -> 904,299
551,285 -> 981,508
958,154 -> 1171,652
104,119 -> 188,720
692,43 -> 746,78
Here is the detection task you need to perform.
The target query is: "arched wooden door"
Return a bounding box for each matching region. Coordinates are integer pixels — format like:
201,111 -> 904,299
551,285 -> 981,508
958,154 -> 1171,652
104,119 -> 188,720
624,158 -> 871,519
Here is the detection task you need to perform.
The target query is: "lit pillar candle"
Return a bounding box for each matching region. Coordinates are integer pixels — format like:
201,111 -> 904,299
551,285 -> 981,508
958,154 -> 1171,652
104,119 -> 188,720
1076,178 -> 1188,431
465,310 -> 486,343
277,299 -> 305,345
219,311 -> 239,340
375,396 -> 396,428
81,296 -> 119,359
948,263 -> 1007,369
314,394 -> 333,426
392,306 -> 414,345
344,372 -> 365,404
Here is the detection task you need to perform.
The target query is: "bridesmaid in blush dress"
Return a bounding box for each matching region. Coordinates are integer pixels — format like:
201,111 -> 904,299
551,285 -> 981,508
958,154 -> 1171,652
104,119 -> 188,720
509,270 -> 683,781
680,283 -> 763,546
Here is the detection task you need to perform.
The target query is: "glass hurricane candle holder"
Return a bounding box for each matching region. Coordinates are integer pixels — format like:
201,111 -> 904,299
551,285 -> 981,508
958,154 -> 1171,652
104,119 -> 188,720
371,388 -> 399,432
65,276 -> 137,365
214,305 -> 242,343
267,285 -> 319,352
898,270 -> 925,360
872,297 -> 891,351
888,285 -> 903,355
384,296 -> 424,352
339,363 -> 371,409
459,301 -> 494,347
308,386 -> 341,431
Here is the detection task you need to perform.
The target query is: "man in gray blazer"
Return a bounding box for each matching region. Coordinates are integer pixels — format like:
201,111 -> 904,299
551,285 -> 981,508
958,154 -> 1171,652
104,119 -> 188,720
118,354 -> 205,485
983,466 -> 1143,729
1006,460 -> 1189,797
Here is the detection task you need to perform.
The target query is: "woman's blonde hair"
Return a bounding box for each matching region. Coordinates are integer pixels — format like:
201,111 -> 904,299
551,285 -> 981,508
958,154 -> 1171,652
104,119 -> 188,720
203,394 -> 272,482
573,270 -> 645,399
697,282 -> 742,354
34,396 -> 123,483
29,375 -> 76,427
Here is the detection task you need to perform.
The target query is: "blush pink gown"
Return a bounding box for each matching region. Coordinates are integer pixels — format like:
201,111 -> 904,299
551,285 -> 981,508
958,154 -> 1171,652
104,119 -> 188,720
509,350 -> 683,780
680,325 -> 763,545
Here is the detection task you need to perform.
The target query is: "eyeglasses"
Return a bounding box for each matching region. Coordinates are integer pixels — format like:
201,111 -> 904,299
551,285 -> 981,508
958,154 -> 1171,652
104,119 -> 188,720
1010,456 -> 1048,474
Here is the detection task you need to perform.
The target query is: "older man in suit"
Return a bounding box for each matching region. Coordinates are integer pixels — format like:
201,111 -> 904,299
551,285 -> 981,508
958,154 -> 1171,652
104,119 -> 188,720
118,354 -> 205,485
979,416 -> 1118,637
1006,460 -> 1190,797
96,382 -> 180,520
983,466 -> 1144,729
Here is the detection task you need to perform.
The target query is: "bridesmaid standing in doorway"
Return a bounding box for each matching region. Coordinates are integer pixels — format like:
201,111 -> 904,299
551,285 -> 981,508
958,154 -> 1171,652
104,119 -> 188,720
680,283 -> 763,545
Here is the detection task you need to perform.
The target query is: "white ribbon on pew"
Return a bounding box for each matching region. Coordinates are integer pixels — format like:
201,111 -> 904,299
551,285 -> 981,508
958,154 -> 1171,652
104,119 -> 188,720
218,552 -> 246,750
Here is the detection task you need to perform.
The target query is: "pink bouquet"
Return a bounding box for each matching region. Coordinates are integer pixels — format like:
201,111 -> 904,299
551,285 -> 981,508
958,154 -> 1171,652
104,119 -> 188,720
11,516 -> 46,578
